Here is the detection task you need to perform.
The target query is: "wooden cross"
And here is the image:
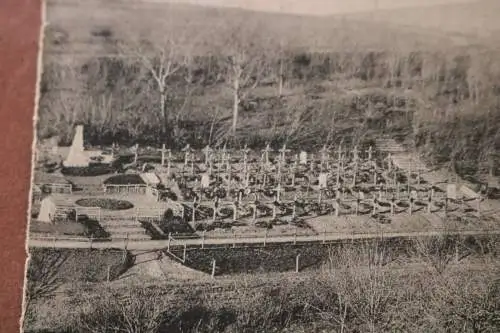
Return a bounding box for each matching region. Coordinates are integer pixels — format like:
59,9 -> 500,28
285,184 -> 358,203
320,145 -> 330,171
166,150 -> 172,176
261,143 -> 272,165
244,172 -> 250,189
352,145 -> 359,163
133,143 -> 139,164
160,144 -> 170,166
212,197 -> 219,222
221,144 -> 229,169
241,144 -> 251,171
366,145 -> 373,161
279,144 -> 291,163
353,159 -> 358,187
111,142 -> 116,159
182,144 -> 192,166
275,182 -> 282,202
202,145 -> 213,165
225,152 -> 232,173
232,200 -> 238,221
292,194 -> 298,219
336,144 -> 343,162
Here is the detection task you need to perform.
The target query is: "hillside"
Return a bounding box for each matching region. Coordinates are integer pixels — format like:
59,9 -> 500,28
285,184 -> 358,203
39,0 -> 500,181
349,0 -> 500,46
45,0 -> 461,58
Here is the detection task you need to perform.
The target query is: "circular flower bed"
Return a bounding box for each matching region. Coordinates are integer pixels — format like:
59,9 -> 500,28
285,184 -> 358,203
75,198 -> 134,210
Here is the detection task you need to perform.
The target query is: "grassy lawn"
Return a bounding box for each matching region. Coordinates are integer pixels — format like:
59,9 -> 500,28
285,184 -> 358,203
30,220 -> 87,236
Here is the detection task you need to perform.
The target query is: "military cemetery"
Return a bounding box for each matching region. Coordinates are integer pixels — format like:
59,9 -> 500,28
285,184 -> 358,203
23,1 -> 500,332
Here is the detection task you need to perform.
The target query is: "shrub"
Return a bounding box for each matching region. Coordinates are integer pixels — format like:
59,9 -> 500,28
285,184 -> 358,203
103,174 -> 145,185
75,198 -> 134,211
61,163 -> 115,177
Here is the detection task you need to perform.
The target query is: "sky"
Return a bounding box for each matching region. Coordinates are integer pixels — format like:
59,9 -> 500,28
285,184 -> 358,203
147,0 -> 478,16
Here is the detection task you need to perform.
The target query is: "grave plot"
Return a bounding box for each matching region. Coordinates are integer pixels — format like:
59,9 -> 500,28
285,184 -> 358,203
32,137 -> 496,242
157,142 -> 491,237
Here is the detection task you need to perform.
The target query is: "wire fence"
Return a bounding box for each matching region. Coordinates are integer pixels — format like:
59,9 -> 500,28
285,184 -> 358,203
29,226 -> 500,251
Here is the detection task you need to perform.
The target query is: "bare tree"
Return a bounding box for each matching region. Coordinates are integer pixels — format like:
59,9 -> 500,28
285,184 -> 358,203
77,287 -> 172,333
318,241 -> 396,333
117,32 -> 194,137
217,23 -> 271,135
411,233 -> 459,276
23,249 -> 69,328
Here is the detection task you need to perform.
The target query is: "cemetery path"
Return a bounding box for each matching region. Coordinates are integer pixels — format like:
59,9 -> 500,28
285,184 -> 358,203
28,228 -> 500,250
113,250 -> 208,284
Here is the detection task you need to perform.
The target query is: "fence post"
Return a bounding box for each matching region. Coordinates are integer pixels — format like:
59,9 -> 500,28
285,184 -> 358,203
167,233 -> 171,252
295,254 -> 300,273
476,196 -> 481,219
183,243 -> 187,263
294,228 -> 297,245
323,228 -> 326,244
107,265 -> 111,283
202,230 -> 205,249
264,229 -> 268,247
89,235 -> 93,249
211,259 -> 216,279
53,236 -> 56,249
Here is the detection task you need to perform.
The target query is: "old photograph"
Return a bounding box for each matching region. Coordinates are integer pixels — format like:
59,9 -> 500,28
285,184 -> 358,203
24,0 -> 500,332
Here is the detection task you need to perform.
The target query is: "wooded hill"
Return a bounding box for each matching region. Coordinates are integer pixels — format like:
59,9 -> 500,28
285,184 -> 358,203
39,0 -> 500,180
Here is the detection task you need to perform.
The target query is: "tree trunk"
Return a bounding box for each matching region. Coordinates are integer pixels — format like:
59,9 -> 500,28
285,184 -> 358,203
232,75 -> 240,135
160,88 -> 168,136
278,59 -> 284,97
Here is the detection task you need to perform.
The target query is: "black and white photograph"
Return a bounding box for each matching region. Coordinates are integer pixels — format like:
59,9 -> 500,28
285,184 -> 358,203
24,0 -> 500,332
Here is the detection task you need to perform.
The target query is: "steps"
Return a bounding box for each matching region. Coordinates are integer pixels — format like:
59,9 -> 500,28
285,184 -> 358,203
101,218 -> 151,241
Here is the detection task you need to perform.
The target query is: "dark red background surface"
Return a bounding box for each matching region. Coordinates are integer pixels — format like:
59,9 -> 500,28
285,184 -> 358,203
0,0 -> 40,332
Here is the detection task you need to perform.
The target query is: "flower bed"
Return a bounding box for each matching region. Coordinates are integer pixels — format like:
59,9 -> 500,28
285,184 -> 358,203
75,198 -> 134,210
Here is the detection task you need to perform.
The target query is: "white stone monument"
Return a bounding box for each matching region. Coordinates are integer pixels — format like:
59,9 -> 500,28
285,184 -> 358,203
63,125 -> 89,167
201,173 -> 210,189
299,151 -> 308,165
38,196 -> 57,223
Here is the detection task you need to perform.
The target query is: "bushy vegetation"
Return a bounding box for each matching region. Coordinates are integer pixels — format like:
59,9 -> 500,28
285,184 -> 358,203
61,164 -> 115,177
103,174 -> 145,185
24,235 -> 500,333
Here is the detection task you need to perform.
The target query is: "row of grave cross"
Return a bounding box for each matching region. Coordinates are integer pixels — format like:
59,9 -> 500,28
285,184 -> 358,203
149,143 -> 378,167
186,183 -> 482,223
123,143 -> 420,192
113,143 -> 380,168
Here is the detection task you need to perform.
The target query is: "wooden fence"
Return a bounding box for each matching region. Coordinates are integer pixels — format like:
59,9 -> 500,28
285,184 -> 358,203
75,207 -> 101,222
38,183 -> 72,194
103,184 -> 147,195
135,207 -> 166,222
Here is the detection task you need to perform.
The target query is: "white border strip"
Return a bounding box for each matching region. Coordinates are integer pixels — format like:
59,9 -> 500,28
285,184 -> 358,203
20,0 -> 47,331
